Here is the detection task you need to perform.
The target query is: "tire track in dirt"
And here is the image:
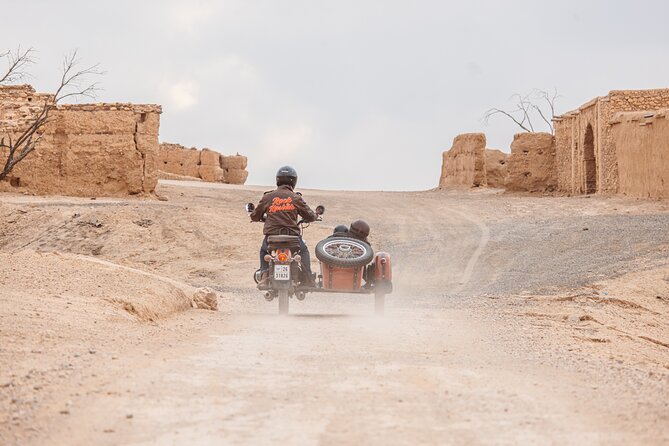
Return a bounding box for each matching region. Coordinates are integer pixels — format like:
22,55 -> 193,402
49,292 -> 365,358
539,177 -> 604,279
447,206 -> 490,294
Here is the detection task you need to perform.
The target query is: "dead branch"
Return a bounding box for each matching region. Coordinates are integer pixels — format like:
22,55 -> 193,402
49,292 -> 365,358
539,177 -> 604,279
483,89 -> 559,134
0,49 -> 103,181
483,108 -> 532,133
0,47 -> 35,84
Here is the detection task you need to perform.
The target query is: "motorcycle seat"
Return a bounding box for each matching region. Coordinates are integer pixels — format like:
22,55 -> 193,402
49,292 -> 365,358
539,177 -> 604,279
267,235 -> 301,249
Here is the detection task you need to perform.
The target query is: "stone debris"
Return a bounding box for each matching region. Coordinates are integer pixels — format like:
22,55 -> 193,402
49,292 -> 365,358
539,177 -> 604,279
191,287 -> 219,311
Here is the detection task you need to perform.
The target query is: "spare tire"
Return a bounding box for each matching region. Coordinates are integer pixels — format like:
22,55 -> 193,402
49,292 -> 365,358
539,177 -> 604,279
315,237 -> 374,268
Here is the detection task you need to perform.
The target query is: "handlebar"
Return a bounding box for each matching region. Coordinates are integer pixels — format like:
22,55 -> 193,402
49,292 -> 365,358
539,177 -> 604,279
297,216 -> 322,226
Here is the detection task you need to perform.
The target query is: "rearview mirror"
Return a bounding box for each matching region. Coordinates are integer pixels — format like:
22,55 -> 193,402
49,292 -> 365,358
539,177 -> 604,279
315,205 -> 325,215
245,203 -> 255,213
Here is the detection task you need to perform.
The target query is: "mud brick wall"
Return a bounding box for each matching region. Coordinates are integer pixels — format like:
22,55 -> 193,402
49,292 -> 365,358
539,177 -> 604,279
505,132 -> 556,193
158,142 -> 248,185
0,85 -> 161,196
610,110 -> 669,199
553,89 -> 669,195
485,149 -> 508,188
553,117 -> 574,193
439,133 -> 487,188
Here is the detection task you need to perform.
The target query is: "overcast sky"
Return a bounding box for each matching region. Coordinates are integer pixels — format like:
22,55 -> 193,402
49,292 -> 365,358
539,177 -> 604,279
4,0 -> 668,190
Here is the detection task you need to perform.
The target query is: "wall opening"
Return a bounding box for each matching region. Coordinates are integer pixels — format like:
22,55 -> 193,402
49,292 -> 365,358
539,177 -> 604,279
583,124 -> 597,194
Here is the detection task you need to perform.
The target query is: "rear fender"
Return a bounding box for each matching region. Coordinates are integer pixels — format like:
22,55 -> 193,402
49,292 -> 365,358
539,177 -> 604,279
374,252 -> 392,283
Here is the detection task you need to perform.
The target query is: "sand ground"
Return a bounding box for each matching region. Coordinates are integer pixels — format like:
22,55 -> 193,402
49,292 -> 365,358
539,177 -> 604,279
1,180 -> 668,445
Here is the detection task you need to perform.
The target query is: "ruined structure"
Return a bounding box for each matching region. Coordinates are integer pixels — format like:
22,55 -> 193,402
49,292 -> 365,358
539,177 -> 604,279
158,143 -> 248,185
485,149 -> 508,189
0,85 -> 161,196
553,89 -> 669,195
610,110 -> 669,199
505,132 -> 556,193
439,133 -> 511,189
439,133 -> 488,188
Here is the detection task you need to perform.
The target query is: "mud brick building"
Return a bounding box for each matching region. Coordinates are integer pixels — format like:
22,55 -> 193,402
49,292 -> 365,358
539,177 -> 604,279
553,89 -> 669,196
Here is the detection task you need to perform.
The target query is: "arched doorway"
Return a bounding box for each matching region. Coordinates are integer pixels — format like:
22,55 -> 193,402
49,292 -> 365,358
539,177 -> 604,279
583,124 -> 597,194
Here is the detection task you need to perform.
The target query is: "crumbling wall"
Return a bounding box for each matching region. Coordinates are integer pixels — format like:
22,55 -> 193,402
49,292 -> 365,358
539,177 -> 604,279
505,132 -> 556,192
553,88 -> 669,195
0,85 -> 53,130
610,110 -> 669,199
553,117 -> 574,194
439,133 -> 487,188
159,143 -> 200,178
158,142 -> 248,185
220,154 -> 248,184
1,85 -> 161,196
485,149 -> 508,188
198,148 -> 226,182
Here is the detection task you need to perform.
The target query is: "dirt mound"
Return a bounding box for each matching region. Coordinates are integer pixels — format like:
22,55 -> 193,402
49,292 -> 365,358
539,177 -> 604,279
0,250 -> 193,323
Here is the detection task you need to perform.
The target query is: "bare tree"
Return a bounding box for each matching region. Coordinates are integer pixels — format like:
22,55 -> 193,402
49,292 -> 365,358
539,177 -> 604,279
483,88 -> 560,134
0,49 -> 103,181
0,47 -> 35,84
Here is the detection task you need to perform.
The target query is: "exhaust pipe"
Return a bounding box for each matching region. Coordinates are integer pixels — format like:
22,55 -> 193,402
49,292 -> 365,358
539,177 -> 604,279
264,291 -> 274,301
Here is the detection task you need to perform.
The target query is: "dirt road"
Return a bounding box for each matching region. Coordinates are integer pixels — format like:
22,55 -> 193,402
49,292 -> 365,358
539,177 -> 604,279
1,181 -> 668,445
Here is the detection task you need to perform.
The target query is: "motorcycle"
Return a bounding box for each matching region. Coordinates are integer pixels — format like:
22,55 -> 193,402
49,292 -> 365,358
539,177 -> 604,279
246,203 -> 392,315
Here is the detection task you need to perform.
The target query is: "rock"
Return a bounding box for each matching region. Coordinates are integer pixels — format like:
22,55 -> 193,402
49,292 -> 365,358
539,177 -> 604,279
192,288 -> 219,311
133,218 -> 153,228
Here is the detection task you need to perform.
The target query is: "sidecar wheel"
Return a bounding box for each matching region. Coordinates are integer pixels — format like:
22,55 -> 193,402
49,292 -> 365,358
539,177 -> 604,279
278,289 -> 289,315
315,237 -> 374,268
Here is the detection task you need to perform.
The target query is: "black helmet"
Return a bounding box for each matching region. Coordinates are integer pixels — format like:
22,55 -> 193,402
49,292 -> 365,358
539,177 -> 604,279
349,220 -> 370,240
333,224 -> 348,235
276,165 -> 297,188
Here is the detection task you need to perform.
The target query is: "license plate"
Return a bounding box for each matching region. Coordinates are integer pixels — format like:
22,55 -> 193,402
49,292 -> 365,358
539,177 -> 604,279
274,264 -> 290,281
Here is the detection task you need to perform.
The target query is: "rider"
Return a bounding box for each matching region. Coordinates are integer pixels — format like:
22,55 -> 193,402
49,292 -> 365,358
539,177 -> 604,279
328,221 -> 370,244
250,166 -> 318,285
347,220 -> 371,244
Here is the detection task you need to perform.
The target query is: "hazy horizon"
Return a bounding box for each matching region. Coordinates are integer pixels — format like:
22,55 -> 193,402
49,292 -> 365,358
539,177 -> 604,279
4,0 -> 668,190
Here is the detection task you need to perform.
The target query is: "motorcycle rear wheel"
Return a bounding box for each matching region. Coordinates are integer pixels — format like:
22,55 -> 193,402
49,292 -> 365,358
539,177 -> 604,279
278,289 -> 289,315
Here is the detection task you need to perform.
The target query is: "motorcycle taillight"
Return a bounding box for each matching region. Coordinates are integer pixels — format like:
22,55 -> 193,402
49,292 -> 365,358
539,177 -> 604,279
276,249 -> 291,263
